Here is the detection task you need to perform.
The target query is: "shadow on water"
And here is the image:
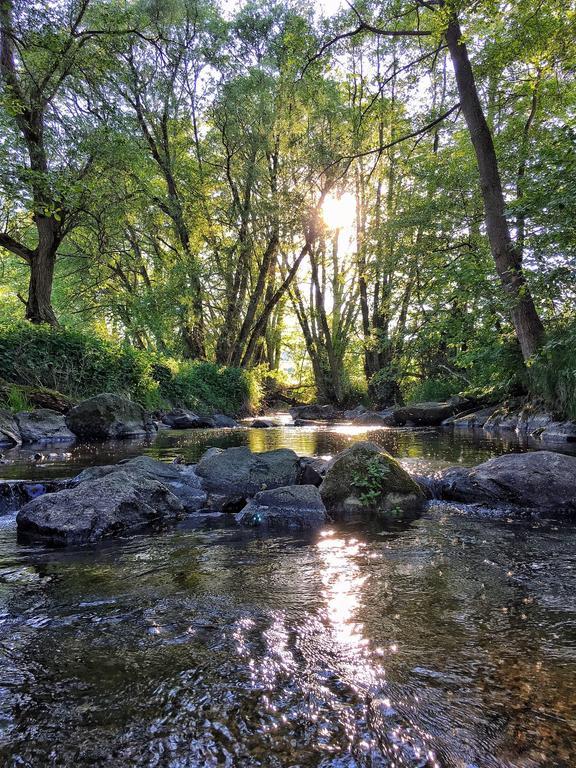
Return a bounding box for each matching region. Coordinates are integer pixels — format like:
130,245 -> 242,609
0,424 -> 574,766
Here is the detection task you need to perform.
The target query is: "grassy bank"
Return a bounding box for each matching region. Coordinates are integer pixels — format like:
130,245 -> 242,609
0,323 -> 262,416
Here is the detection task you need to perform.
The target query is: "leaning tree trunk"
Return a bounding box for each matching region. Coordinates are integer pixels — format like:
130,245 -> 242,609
446,16 -> 546,360
26,216 -> 59,325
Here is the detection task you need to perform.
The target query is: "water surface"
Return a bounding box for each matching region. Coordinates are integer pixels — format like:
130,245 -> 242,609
0,423 -> 574,766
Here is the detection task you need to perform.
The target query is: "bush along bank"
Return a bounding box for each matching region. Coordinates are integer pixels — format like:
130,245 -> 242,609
0,322 -> 262,419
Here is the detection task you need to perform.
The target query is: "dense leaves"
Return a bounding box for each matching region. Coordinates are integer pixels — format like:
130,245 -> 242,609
0,0 -> 574,414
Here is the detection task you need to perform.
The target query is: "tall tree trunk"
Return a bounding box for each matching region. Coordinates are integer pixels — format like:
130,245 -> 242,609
446,16 -> 545,360
26,219 -> 58,325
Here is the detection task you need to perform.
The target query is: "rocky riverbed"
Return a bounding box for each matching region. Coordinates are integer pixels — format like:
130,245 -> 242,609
0,415 -> 575,766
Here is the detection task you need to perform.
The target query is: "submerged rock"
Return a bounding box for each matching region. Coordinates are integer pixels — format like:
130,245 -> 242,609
0,410 -> 21,446
66,393 -> 155,440
237,485 -> 327,529
320,441 -> 424,523
73,455 -> 206,511
195,446 -> 301,497
17,471 -> 184,544
16,409 -> 75,443
436,451 -> 576,515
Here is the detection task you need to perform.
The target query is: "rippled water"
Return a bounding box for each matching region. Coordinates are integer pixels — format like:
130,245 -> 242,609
0,423 -> 575,766
1,419 -> 575,481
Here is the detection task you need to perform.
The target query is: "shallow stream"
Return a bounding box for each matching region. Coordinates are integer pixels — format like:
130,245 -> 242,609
0,423 -> 574,766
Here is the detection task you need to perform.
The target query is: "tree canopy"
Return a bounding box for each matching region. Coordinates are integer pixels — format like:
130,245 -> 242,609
1,0 -> 574,409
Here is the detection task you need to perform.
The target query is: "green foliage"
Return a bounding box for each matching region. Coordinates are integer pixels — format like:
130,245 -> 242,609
351,457 -> 390,508
529,324 -> 576,420
0,321 -> 157,403
1,384 -> 30,413
0,322 -> 260,415
157,360 -> 261,416
405,378 -> 461,404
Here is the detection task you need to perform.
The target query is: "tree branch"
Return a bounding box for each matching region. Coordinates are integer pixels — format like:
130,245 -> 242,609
0,232 -> 34,263
323,103 -> 460,175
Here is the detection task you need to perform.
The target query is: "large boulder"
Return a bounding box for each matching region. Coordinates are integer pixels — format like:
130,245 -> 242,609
195,446 -> 301,497
289,404 -> 342,421
15,409 -> 75,443
237,485 -> 327,530
73,455 -> 206,511
17,471 -> 184,545
320,441 -> 424,523
436,451 -> 576,515
66,393 -> 154,440
393,399 -> 466,427
0,410 -> 21,446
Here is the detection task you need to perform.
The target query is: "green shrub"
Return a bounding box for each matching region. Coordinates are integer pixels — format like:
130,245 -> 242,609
158,361 -> 260,416
0,321 -> 158,404
528,324 -> 576,420
1,384 -> 30,412
404,377 -> 461,403
0,321 -> 262,415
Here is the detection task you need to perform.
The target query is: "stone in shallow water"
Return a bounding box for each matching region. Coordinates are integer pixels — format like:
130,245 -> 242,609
237,485 -> 327,529
66,393 -> 155,440
16,409 -> 75,443
73,455 -> 206,512
436,450 -> 576,515
195,446 -> 301,496
320,440 -> 424,523
17,470 -> 184,544
0,409 -> 21,446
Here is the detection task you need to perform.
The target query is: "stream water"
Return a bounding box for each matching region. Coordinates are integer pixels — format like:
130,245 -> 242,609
0,423 -> 574,767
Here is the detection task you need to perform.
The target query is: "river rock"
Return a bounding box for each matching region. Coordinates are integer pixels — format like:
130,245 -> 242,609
15,409 -> 75,443
289,404 -> 342,421
443,406 -> 498,429
73,455 -> 206,511
353,409 -> 396,427
320,441 -> 424,523
66,393 -> 155,440
0,410 -> 21,446
212,414 -> 240,428
195,446 -> 301,497
393,399 -> 465,427
251,418 -> 282,428
298,456 -> 328,486
436,451 -> 576,514
539,422 -> 576,443
161,408 -> 196,427
237,485 -> 327,529
17,471 -> 184,544
343,405 -> 367,420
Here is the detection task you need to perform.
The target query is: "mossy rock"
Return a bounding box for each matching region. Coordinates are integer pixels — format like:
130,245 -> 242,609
320,441 -> 424,523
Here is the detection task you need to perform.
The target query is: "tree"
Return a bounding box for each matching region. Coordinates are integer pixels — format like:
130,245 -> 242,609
0,0 -> 97,324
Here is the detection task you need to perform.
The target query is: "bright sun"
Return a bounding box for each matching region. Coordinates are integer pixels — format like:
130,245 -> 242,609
322,192 -> 356,231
